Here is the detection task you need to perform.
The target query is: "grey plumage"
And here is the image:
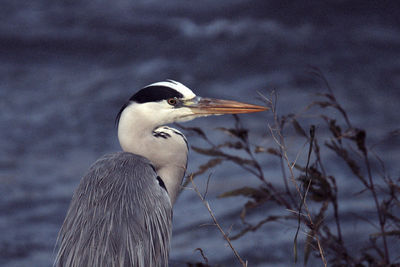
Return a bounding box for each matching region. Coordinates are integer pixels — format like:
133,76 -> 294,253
55,153 -> 171,267
54,80 -> 266,267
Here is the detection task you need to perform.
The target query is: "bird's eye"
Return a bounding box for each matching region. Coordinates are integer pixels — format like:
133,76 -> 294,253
167,98 -> 177,106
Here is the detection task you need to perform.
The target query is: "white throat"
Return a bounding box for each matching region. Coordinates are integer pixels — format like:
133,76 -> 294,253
117,103 -> 188,205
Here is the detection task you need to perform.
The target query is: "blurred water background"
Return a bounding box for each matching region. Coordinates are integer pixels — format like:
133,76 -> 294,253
0,1 -> 399,266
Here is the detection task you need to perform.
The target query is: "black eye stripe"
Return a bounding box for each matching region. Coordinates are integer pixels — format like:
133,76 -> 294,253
130,86 -> 184,104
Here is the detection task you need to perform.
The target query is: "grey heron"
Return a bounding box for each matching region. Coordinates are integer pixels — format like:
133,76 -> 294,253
55,80 -> 267,267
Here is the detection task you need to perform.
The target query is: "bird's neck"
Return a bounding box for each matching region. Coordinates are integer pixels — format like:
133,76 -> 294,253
156,161 -> 186,205
117,105 -> 188,205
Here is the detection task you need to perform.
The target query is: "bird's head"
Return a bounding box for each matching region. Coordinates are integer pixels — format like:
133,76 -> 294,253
116,80 -> 268,128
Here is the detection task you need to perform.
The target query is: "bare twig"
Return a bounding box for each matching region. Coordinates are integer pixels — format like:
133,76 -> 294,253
293,125 -> 315,264
266,91 -> 328,267
189,175 -> 248,267
194,248 -> 209,265
363,150 -> 390,264
186,75 -> 399,266
230,215 -> 292,240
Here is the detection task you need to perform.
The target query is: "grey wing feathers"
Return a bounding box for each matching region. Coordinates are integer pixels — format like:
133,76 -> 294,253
55,152 -> 172,267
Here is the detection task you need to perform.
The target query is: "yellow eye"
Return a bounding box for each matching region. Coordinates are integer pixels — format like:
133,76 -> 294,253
167,98 -> 177,105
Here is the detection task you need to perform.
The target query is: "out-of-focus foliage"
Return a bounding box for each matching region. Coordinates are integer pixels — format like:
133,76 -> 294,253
184,71 -> 400,266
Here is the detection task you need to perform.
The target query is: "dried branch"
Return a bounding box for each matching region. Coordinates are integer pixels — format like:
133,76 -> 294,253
266,91 -> 328,267
189,175 -> 248,267
184,70 -> 399,266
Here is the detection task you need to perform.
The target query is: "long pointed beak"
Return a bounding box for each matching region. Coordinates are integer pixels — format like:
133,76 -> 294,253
184,97 -> 268,115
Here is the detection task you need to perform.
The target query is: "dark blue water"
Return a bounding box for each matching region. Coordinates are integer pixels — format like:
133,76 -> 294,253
1,1 -> 399,266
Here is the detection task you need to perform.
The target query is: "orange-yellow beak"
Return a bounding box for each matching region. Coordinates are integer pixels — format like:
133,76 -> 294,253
184,97 -> 268,115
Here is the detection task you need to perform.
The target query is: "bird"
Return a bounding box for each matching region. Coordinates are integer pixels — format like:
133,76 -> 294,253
54,80 -> 267,267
